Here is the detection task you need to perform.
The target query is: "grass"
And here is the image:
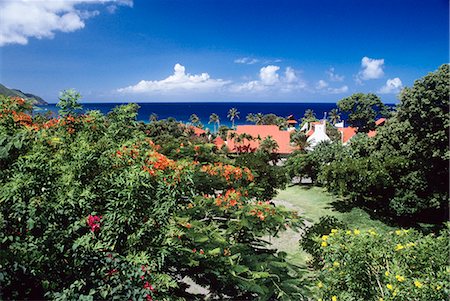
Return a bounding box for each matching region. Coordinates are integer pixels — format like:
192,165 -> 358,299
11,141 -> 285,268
271,184 -> 394,266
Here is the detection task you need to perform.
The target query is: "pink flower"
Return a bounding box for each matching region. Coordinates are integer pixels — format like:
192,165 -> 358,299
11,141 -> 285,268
146,294 -> 153,301
144,281 -> 155,291
87,215 -> 102,232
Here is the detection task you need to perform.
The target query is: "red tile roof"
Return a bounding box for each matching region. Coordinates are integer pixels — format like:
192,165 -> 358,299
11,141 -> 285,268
338,127 -> 358,143
367,130 -> 377,138
190,126 -> 206,136
225,125 -> 294,154
287,120 -> 298,124
214,136 -> 225,149
375,118 -> 386,126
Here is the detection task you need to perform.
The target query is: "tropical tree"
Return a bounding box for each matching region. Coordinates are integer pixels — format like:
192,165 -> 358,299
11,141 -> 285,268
254,113 -> 264,125
302,109 -> 316,121
246,113 -> 256,123
328,108 -> 341,125
227,108 -> 240,128
149,113 -> 158,122
189,113 -> 200,126
291,131 -> 309,151
337,93 -> 388,133
56,88 -> 83,116
208,113 -> 220,133
260,136 -> 279,153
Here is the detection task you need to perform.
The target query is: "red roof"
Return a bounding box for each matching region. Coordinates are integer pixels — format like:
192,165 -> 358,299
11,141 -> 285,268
367,130 -> 377,138
338,127 -> 358,143
375,118 -> 386,126
287,120 -> 298,124
306,129 -> 314,137
226,125 -> 294,154
214,136 -> 225,149
190,126 -> 206,136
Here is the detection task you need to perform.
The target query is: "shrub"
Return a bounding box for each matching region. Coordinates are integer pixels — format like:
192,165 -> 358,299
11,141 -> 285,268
313,226 -> 449,301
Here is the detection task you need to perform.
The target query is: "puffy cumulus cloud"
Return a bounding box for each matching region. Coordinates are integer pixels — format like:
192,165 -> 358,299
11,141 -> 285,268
0,0 -> 133,46
357,56 -> 385,81
117,63 -> 231,94
234,57 -> 260,65
378,77 -> 403,94
326,67 -> 344,82
230,65 -> 306,93
260,65 -> 280,85
316,80 -> 329,89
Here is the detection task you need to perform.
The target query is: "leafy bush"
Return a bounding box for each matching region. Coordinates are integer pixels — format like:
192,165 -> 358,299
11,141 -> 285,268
313,226 -> 449,301
299,216 -> 347,269
0,95 -> 307,300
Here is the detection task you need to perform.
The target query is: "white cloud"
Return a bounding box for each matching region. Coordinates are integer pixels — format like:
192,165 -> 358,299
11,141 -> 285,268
117,63 -> 231,94
378,77 -> 403,94
326,67 -> 344,82
328,85 -> 349,94
357,56 -> 385,81
260,65 -> 280,85
316,80 -> 329,89
234,57 -> 259,64
230,65 -> 306,93
0,0 -> 133,46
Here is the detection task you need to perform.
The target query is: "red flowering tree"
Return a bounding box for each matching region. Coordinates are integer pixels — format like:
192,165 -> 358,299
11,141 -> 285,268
0,95 -> 307,300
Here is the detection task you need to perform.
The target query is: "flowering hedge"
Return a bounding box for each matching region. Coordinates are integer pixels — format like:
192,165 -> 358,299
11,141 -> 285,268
313,226 -> 449,301
0,95 -> 306,300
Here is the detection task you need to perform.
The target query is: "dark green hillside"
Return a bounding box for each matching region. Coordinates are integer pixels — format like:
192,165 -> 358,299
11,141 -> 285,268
0,83 -> 47,105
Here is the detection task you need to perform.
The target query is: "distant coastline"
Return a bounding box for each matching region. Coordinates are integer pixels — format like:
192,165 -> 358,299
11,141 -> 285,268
41,102 -> 396,130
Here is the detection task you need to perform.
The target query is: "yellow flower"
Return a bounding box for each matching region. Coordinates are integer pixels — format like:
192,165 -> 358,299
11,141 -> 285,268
385,271 -> 390,277
395,275 -> 405,282
346,230 -> 352,235
331,229 -> 338,233
353,229 -> 360,235
321,235 -> 329,241
395,230 -> 402,235
395,244 -> 404,251
379,298 -> 384,301
414,280 -> 423,288
436,285 -> 442,290
369,230 -> 377,236
406,242 -> 416,247
331,296 -> 337,301
333,261 -> 340,267
317,281 -> 323,288
386,283 -> 393,290
321,241 -> 328,247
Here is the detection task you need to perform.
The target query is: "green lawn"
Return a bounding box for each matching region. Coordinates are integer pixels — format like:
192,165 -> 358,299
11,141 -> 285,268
271,184 -> 393,266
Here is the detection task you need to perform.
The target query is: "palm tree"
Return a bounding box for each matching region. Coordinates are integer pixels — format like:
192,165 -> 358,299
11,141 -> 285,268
328,108 -> 341,125
303,109 -> 316,121
149,113 -> 158,122
209,113 -> 220,133
291,131 -> 310,151
190,113 -> 200,126
246,113 -> 256,123
227,108 -> 240,128
260,136 -> 279,153
254,113 -> 264,125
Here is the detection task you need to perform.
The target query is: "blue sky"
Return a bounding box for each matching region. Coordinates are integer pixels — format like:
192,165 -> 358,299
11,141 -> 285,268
0,0 -> 448,103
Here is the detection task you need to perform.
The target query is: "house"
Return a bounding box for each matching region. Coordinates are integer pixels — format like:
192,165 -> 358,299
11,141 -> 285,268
299,120 -> 331,149
215,125 -> 294,154
305,120 -> 331,148
338,118 -> 387,144
286,115 -> 298,131
189,126 -> 206,136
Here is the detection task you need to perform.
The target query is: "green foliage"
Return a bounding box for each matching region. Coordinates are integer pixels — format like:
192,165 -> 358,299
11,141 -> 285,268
321,65 -> 449,222
300,216 -> 347,269
337,93 -> 388,133
0,95 -> 307,300
235,152 -> 288,201
56,88 -> 83,116
313,226 -> 449,301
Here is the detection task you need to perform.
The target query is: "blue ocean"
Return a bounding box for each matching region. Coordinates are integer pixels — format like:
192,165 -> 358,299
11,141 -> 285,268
42,102 -> 394,130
